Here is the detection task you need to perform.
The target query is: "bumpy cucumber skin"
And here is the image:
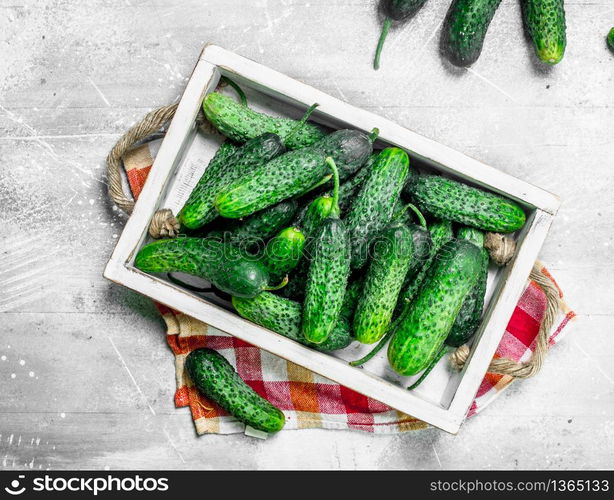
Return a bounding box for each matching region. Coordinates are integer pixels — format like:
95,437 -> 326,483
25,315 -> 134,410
353,223 -> 415,344
608,28 -> 614,53
202,93 -> 325,149
302,196 -> 334,239
215,129 -> 374,220
384,0 -> 428,20
313,130 -> 373,182
336,152 -> 378,213
277,195 -> 336,301
302,218 -> 351,344
177,141 -> 237,229
394,220 -> 454,318
211,199 -> 297,250
405,224 -> 432,279
232,292 -> 352,351
186,348 -> 285,433
134,237 -> 269,298
178,134 -> 285,230
448,246 -> 489,347
409,175 -> 526,233
345,147 -> 410,269
388,239 -> 483,376
521,0 -> 566,65
441,0 -> 503,67
262,227 -> 305,282
215,148 -> 329,219
294,153 -> 377,225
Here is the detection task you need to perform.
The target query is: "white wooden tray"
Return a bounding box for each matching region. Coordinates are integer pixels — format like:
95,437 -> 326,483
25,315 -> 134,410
104,44 -> 559,434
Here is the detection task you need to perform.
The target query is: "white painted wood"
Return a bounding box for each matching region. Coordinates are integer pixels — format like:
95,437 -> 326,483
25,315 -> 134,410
104,45 -> 558,434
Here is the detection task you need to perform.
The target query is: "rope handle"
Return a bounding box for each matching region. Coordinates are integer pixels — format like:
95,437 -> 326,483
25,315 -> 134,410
106,100 -> 220,238
106,104 -> 560,380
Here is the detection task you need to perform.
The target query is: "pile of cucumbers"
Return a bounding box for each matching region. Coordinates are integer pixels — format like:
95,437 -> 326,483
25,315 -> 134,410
135,93 -> 526,432
374,0 -> 567,69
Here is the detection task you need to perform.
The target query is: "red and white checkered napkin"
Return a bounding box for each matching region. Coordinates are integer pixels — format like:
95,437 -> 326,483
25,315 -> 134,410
122,140 -> 576,434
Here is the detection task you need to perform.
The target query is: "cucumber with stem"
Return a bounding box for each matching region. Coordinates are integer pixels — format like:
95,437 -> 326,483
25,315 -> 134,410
345,147 -> 410,269
302,157 -> 351,344
349,220 -> 452,367
441,0 -> 503,67
521,0 -> 566,65
134,237 -> 280,298
353,220 -> 415,344
407,227 -> 489,389
374,1 -> 429,70
388,239 -> 482,376
203,92 -> 326,149
178,134 -> 285,230
262,227 -> 306,282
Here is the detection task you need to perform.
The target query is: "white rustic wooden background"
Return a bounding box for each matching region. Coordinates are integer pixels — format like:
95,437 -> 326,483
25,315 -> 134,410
0,0 -> 612,470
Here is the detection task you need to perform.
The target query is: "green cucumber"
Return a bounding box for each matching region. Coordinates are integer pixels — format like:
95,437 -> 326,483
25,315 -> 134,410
408,227 -> 489,390
350,220 -> 452,367
336,152 -> 378,214
214,128 -> 375,220
405,223 -> 431,277
408,175 -> 526,233
388,239 -> 483,376
134,237 -> 271,298
176,141 -> 237,229
215,148 -> 331,219
374,0 -> 429,69
301,195 -> 335,240
521,0 -> 566,65
178,134 -> 285,230
353,222 -> 415,344
447,228 -> 489,347
185,348 -> 285,433
441,0 -> 503,67
202,92 -> 325,149
232,292 -> 352,351
302,158 -> 351,344
345,147 -> 410,269
608,28 -> 614,53
210,199 -> 297,250
262,227 -> 305,282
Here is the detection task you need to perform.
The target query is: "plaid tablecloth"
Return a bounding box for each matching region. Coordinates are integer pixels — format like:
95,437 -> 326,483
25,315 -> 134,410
123,139 -> 575,435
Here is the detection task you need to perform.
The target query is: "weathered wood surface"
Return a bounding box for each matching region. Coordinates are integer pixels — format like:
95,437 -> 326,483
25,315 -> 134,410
0,0 -> 612,469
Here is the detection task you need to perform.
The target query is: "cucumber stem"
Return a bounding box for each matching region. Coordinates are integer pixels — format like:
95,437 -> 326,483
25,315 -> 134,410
325,157 -> 341,218
286,103 -> 319,145
220,76 -> 247,106
393,203 -> 427,228
368,127 -> 380,143
349,328 -> 394,367
263,274 -> 289,291
407,344 -> 448,390
373,17 -> 392,70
